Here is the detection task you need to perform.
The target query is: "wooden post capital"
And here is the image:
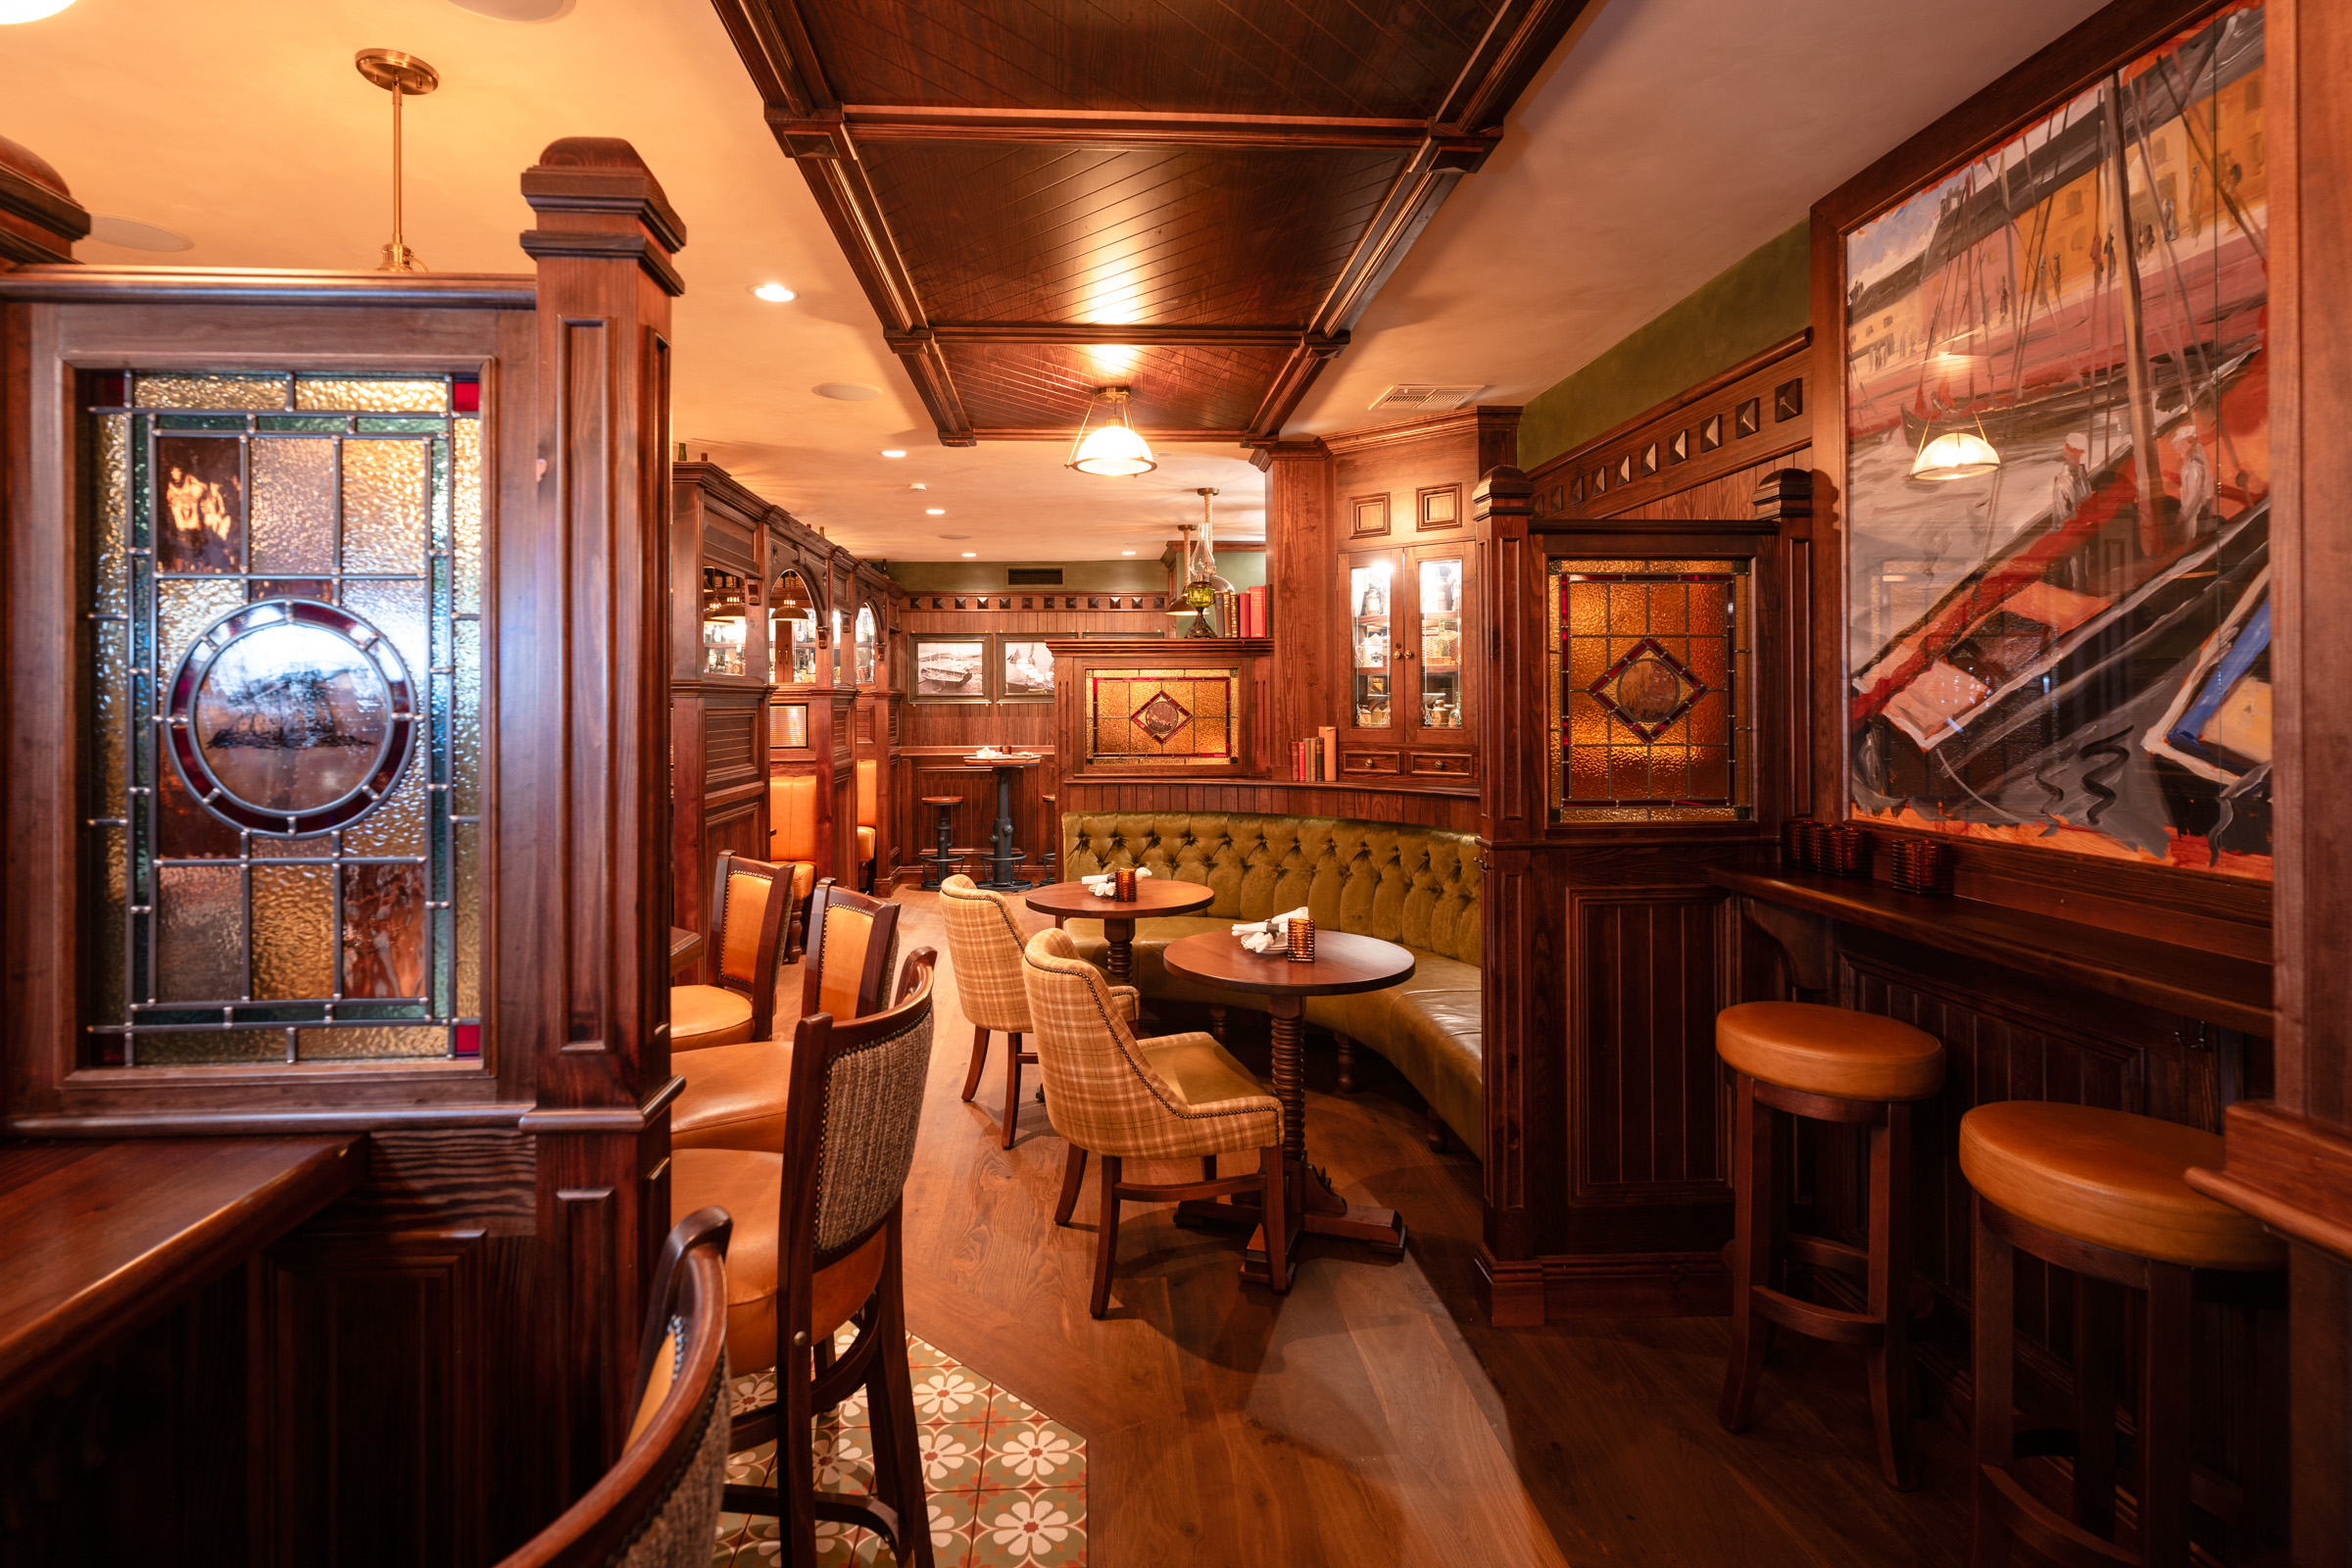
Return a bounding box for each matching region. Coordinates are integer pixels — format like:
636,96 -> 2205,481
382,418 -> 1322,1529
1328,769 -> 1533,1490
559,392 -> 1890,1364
0,133 -> 89,268
519,136 -> 687,295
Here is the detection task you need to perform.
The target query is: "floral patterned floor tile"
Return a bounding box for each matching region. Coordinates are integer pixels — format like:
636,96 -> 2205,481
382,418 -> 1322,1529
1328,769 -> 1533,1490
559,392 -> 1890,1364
712,1332 -> 1086,1567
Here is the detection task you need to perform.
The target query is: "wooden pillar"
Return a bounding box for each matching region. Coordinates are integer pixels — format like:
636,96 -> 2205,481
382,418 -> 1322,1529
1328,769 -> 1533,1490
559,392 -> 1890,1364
1472,464 -> 1554,1325
2189,4 -> 2352,1559
1256,438 -> 1333,756
510,136 -> 684,1486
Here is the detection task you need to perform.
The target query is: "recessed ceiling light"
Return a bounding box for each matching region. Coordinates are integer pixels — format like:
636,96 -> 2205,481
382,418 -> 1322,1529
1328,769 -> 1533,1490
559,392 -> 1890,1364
448,0 -> 575,18
908,483 -> 927,491
812,382 -> 882,401
924,508 -> 946,515
960,552 -> 977,559
752,282 -> 796,303
880,449 -> 906,459
87,214 -> 193,252
1122,550 -> 1136,556
0,0 -> 77,21
937,534 -> 969,541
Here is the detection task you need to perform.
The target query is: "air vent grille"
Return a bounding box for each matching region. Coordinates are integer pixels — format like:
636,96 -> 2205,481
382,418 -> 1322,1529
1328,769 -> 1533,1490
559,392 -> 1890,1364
1006,567 -> 1064,586
1368,383 -> 1487,412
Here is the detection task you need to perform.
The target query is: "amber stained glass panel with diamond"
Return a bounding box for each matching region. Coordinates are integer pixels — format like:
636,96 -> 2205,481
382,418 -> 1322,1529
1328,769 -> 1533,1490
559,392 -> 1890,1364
86,372 -> 482,1066
1551,558 -> 1751,821
1087,670 -> 1239,764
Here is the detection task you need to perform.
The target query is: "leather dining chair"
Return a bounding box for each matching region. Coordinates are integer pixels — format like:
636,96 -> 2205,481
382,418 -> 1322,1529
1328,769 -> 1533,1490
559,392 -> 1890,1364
766,773 -> 820,960
672,879 -> 904,1153
494,1208 -> 733,1567
671,852 -> 789,1054
668,952 -> 943,1568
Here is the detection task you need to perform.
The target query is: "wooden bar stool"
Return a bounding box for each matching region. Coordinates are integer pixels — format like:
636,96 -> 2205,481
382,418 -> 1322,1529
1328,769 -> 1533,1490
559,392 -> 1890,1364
918,795 -> 962,890
1962,1102 -> 2285,1568
1716,1001 -> 1944,1491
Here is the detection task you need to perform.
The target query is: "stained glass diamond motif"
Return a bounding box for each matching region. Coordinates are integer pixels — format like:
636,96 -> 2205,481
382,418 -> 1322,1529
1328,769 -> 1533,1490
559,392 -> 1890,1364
1131,690 -> 1192,744
1589,636 -> 1708,742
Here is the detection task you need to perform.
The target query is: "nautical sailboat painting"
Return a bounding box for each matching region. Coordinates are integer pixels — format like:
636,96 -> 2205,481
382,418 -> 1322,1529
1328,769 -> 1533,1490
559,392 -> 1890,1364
1843,1 -> 2271,879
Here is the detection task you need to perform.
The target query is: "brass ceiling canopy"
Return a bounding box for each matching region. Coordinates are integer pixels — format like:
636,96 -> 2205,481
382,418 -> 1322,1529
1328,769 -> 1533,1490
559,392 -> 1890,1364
355,48 -> 439,273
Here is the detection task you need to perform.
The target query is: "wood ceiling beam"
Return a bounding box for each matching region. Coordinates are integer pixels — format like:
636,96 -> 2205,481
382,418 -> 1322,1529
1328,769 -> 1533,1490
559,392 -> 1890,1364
968,427 -> 1250,443
928,322 -> 1312,348
1435,0 -> 1602,133
791,104 -> 1443,151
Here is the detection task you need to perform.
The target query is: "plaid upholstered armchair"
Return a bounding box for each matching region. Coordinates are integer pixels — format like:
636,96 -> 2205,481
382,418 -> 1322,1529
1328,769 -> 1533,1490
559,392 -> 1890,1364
1020,927 -> 1289,1316
938,873 -> 1133,1150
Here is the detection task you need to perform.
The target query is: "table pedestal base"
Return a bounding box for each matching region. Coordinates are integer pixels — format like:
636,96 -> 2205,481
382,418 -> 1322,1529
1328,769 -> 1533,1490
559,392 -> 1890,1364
1174,1160 -> 1407,1282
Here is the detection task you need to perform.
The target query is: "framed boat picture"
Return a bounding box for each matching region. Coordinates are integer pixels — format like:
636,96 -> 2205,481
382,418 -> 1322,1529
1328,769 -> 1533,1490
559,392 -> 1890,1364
910,635 -> 989,703
1825,0 -> 2270,881
1000,638 -> 1055,701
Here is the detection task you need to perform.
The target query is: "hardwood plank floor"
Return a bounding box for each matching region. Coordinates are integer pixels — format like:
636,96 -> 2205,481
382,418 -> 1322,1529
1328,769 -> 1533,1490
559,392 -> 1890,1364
798,891 -> 1978,1566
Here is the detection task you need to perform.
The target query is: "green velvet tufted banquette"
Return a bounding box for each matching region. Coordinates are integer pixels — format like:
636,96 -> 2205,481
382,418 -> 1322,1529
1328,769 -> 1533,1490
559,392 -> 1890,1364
1057,810 -> 1484,1157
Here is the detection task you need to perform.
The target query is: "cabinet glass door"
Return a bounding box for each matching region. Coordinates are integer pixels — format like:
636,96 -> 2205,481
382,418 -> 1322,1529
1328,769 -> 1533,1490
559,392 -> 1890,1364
1348,557 -> 1395,728
1415,554 -> 1466,732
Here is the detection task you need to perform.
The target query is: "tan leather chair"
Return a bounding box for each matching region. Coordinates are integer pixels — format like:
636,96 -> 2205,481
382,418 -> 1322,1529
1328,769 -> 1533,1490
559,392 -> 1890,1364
495,1209 -> 731,1567
669,952 -> 941,1568
1021,927 -> 1288,1317
670,852 -> 788,1054
672,880 -> 903,1153
766,773 -> 820,959
854,758 -> 879,891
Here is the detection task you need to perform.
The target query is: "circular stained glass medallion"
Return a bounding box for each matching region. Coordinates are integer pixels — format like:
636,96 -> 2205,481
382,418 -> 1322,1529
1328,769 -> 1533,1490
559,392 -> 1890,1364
166,599 -> 416,834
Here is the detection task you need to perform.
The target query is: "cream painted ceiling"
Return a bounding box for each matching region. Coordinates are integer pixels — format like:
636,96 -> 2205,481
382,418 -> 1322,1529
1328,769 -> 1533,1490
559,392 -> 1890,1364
7,0 -> 2108,559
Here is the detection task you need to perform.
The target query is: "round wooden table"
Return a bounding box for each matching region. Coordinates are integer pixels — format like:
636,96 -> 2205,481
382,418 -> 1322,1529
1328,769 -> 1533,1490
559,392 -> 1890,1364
963,754 -> 1043,891
1160,929 -> 1416,1281
1022,877 -> 1215,984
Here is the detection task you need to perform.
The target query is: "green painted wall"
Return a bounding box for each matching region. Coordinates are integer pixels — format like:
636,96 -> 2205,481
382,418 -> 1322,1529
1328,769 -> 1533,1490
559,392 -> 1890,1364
1516,221 -> 1812,472
885,559 -> 1169,593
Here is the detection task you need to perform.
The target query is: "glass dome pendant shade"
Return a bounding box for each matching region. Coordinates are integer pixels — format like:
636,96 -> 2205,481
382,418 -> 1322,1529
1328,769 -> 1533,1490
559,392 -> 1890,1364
1909,420 -> 2002,483
1066,387 -> 1156,476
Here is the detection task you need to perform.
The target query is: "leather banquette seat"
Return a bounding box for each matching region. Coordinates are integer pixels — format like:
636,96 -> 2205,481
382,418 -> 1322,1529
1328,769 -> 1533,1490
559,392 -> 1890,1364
1058,810 -> 1484,1157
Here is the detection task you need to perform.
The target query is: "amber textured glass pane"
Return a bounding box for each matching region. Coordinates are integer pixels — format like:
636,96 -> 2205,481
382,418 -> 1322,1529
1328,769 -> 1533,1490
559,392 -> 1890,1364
252,863 -> 335,1000
95,824 -> 126,1028
455,820 -> 480,1018
136,373 -> 288,411
1690,747 -> 1731,800
343,862 -> 427,999
1688,695 -> 1729,745
250,437 -> 337,575
157,762 -> 240,858
138,1029 -> 284,1064
1689,635 -> 1730,691
1567,636 -> 1609,690
249,577 -> 334,604
453,415 -> 482,612
341,439 -> 431,575
342,761 -> 425,857
1606,582 -> 1647,632
295,377 -> 449,414
95,415 -> 129,616
156,863 -> 245,1002
1567,746 -> 1609,801
297,1024 -> 446,1060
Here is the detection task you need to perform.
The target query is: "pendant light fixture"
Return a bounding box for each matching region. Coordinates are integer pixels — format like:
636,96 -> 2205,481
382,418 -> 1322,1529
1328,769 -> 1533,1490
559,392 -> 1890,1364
1908,420 -> 2002,482
355,48 -> 439,273
1066,386 -> 1156,477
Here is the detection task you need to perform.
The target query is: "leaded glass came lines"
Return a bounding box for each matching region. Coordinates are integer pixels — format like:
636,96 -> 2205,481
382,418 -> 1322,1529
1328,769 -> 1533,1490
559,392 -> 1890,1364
86,372 -> 482,1066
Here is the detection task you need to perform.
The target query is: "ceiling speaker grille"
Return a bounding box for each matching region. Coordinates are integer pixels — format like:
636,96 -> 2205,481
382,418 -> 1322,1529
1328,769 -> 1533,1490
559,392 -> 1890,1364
1368,384 -> 1487,412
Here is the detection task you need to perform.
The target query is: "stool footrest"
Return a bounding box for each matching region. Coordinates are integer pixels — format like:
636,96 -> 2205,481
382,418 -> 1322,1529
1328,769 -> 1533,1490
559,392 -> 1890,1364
1786,1232 -> 1869,1278
1981,1463 -> 2140,1568
1750,1285 -> 1885,1347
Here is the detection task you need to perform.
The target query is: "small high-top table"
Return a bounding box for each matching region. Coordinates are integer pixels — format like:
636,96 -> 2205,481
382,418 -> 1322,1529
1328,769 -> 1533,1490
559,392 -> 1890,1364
1022,876 -> 1216,984
1161,928 -> 1415,1282
964,753 -> 1044,891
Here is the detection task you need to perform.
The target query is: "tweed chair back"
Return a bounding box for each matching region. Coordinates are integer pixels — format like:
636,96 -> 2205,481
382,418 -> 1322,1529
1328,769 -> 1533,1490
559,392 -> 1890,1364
1020,928 -> 1281,1159
789,953 -> 938,1265
937,873 -> 1031,1034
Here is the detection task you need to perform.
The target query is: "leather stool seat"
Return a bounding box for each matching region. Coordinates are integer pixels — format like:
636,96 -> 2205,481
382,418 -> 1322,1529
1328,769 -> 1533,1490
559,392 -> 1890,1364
669,1147 -> 888,1372
1716,1001 -> 1943,1102
672,1039 -> 793,1152
671,984 -> 754,1051
1960,1102 -> 2285,1270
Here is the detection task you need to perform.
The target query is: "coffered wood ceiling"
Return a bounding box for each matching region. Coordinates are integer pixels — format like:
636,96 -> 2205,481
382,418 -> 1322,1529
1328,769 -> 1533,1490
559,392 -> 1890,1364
710,0 -> 1592,447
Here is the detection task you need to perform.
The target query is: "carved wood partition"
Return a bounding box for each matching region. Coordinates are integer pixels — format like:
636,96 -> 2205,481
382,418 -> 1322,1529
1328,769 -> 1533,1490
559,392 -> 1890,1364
0,136 -> 685,1564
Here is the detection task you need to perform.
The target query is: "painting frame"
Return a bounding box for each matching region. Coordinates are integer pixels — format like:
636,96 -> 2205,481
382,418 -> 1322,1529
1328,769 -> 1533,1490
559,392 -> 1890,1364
1812,0 -> 2273,895
909,633 -> 992,705
998,637 -> 1056,703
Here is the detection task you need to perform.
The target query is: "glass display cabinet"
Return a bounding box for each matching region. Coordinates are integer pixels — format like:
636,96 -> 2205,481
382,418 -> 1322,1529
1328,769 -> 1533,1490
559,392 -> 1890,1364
854,604 -> 880,686
770,569 -> 819,685
1338,542 -> 1476,780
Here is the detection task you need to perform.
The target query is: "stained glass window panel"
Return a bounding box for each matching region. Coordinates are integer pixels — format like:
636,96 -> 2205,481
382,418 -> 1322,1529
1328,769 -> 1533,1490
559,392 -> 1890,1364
86,370 -> 482,1067
1549,558 -> 1753,823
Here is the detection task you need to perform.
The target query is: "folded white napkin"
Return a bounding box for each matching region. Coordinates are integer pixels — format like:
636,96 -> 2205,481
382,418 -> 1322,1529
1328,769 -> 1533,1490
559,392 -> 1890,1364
972,746 -> 1037,760
1233,907 -> 1310,955
1081,866 -> 1152,898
